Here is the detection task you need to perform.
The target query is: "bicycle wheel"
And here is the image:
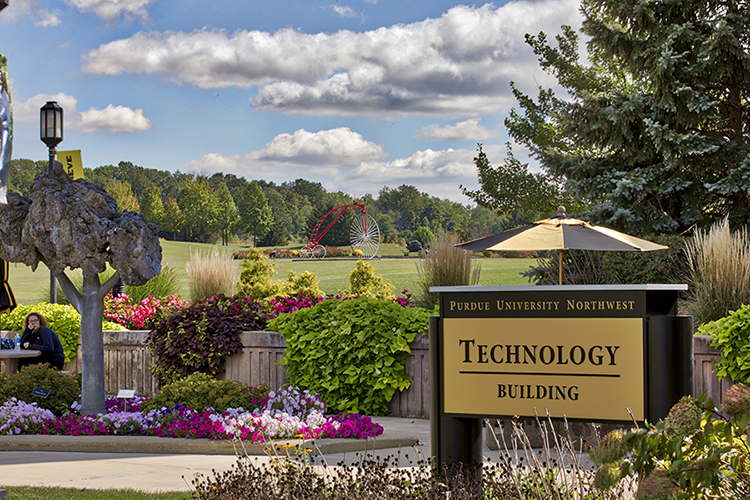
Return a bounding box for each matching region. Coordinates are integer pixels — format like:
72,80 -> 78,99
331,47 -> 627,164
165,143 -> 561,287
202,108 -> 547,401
312,244 -> 326,259
350,213 -> 380,259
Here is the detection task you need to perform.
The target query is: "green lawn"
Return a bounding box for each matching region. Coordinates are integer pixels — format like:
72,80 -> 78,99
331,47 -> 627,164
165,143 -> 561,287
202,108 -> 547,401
2,486 -> 188,500
5,241 -> 536,305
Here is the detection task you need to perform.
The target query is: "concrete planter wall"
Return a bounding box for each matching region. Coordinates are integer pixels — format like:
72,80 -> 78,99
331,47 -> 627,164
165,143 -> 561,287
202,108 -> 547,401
5,331 -> 733,419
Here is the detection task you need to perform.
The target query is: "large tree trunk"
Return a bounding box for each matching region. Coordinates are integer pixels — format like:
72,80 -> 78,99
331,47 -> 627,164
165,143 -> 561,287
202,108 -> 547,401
80,275 -> 106,415
59,272 -> 119,415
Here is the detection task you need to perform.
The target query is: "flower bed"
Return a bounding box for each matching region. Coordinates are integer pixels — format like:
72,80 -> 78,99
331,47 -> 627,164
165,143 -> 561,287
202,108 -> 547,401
0,387 -> 383,443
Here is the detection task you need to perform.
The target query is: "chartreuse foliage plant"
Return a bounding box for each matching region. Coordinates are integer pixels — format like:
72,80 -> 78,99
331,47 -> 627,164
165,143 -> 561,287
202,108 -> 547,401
699,304 -> 750,384
269,297 -> 430,415
346,260 -> 394,300
0,302 -> 124,362
147,295 -> 269,385
238,247 -> 324,302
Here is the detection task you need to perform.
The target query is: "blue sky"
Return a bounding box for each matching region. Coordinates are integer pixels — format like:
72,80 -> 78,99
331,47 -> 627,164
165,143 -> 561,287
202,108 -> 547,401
1,0 -> 582,202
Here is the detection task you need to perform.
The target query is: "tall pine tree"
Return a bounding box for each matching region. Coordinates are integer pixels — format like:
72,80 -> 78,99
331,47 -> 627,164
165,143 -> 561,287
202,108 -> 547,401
493,0 -> 750,234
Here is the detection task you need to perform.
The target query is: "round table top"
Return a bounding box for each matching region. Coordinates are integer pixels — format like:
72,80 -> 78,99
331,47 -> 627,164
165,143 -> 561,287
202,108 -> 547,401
0,349 -> 41,358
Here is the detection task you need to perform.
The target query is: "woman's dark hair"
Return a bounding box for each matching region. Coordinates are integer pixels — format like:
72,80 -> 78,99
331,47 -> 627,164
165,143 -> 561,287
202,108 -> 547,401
24,312 -> 48,330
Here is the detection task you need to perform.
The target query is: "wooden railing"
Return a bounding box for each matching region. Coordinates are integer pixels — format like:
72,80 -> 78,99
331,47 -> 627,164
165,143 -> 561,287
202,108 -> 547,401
2,331 -> 733,419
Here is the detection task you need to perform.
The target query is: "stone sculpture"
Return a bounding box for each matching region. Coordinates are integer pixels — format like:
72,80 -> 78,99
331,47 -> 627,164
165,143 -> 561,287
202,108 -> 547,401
0,163 -> 161,414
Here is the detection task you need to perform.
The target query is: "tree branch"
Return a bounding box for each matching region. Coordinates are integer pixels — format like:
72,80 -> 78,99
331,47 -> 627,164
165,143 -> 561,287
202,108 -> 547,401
99,271 -> 121,301
56,272 -> 82,313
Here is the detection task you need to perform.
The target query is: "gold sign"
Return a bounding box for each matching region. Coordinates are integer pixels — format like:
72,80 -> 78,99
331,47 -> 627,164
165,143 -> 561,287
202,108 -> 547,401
56,150 -> 84,180
443,317 -> 644,421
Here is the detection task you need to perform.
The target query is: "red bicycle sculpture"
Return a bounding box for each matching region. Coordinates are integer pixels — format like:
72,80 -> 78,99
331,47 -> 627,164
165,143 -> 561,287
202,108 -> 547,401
304,201 -> 381,259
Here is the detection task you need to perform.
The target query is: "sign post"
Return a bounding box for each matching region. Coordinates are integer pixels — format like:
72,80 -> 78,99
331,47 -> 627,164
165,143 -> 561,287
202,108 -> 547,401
430,284 -> 692,470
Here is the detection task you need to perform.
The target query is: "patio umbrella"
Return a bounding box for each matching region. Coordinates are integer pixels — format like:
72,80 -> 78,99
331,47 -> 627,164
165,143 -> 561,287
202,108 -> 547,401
0,258 -> 17,314
457,207 -> 668,285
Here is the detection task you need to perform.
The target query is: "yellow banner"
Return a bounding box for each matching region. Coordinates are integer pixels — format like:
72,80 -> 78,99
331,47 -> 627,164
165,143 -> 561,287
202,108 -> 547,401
56,150 -> 84,179
443,317 -> 644,421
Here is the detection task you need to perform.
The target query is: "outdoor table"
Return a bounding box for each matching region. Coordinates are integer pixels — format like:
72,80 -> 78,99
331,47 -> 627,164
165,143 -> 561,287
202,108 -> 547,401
0,349 -> 41,374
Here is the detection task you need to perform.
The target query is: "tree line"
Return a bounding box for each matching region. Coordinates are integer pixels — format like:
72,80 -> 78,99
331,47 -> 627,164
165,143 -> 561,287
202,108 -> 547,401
7,158 -> 524,248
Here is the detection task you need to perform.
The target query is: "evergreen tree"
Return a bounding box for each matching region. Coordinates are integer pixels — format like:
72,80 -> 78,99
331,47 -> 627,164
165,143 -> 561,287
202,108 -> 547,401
493,0 -> 750,234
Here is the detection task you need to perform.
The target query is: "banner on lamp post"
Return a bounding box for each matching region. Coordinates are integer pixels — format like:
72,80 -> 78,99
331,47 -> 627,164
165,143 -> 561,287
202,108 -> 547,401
57,150 -> 84,179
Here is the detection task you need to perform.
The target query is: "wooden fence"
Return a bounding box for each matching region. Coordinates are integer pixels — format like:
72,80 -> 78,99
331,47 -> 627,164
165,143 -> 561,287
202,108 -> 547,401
2,331 -> 733,419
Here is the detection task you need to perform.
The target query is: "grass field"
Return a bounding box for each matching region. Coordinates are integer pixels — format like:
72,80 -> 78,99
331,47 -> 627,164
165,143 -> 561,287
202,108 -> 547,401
6,241 -> 536,305
3,486 -> 188,500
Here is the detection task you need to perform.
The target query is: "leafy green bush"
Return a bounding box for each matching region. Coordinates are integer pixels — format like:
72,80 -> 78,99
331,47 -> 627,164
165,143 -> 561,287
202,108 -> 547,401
238,249 -> 324,302
698,305 -> 750,383
346,260 -> 394,300
0,302 -> 125,361
142,372 -> 270,413
590,392 -> 750,498
147,295 -> 269,385
237,248 -> 286,301
269,297 -> 430,415
0,364 -> 80,416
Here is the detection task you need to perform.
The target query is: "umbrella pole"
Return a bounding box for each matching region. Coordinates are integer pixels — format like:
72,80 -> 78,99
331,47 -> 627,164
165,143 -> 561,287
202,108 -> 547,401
558,250 -> 563,285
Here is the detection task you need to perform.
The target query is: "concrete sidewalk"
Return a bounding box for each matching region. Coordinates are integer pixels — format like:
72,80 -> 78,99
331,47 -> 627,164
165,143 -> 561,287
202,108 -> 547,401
0,417 -> 434,493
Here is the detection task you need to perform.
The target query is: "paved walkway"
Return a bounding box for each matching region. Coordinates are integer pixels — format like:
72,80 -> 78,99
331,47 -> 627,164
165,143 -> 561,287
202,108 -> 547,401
0,417 -> 436,493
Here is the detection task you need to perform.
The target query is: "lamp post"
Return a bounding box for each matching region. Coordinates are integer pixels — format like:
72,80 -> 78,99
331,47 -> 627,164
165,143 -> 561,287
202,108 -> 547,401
40,101 -> 63,303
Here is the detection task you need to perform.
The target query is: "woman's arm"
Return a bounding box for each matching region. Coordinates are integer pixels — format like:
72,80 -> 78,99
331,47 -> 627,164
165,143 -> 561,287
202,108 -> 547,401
26,328 -> 56,354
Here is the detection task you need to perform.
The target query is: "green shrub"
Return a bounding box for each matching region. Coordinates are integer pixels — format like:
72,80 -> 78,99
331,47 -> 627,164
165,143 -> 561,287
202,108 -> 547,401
142,372 -> 270,413
0,302 -> 125,362
589,392 -> 750,498
346,260 -> 394,300
284,270 -> 323,298
416,233 -> 481,308
186,247 -> 238,302
0,364 -> 80,416
269,297 -> 430,415
237,249 -> 285,301
238,250 -> 324,302
686,218 -> 750,326
699,305 -> 750,383
147,295 -> 269,385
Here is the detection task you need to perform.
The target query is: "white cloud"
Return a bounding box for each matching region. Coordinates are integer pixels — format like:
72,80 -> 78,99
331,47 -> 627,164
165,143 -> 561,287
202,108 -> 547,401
331,5 -> 358,18
417,118 -> 495,141
13,93 -> 80,122
1,0 -> 61,26
185,127 -> 387,178
334,144 -> 507,201
65,0 -> 152,23
83,0 -> 582,116
13,93 -> 152,133
79,104 -> 152,132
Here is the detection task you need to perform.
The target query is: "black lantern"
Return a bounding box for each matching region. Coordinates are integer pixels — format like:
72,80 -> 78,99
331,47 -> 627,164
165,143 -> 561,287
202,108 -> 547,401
40,101 -> 63,303
40,101 -> 63,149
0,2 -> 8,13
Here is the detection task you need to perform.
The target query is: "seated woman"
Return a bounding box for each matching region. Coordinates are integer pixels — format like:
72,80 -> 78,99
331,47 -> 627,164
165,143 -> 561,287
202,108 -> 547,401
19,312 -> 65,370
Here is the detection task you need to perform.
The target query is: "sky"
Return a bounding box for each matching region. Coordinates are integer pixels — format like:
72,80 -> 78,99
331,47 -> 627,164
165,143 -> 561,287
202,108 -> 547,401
0,0 -> 583,203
